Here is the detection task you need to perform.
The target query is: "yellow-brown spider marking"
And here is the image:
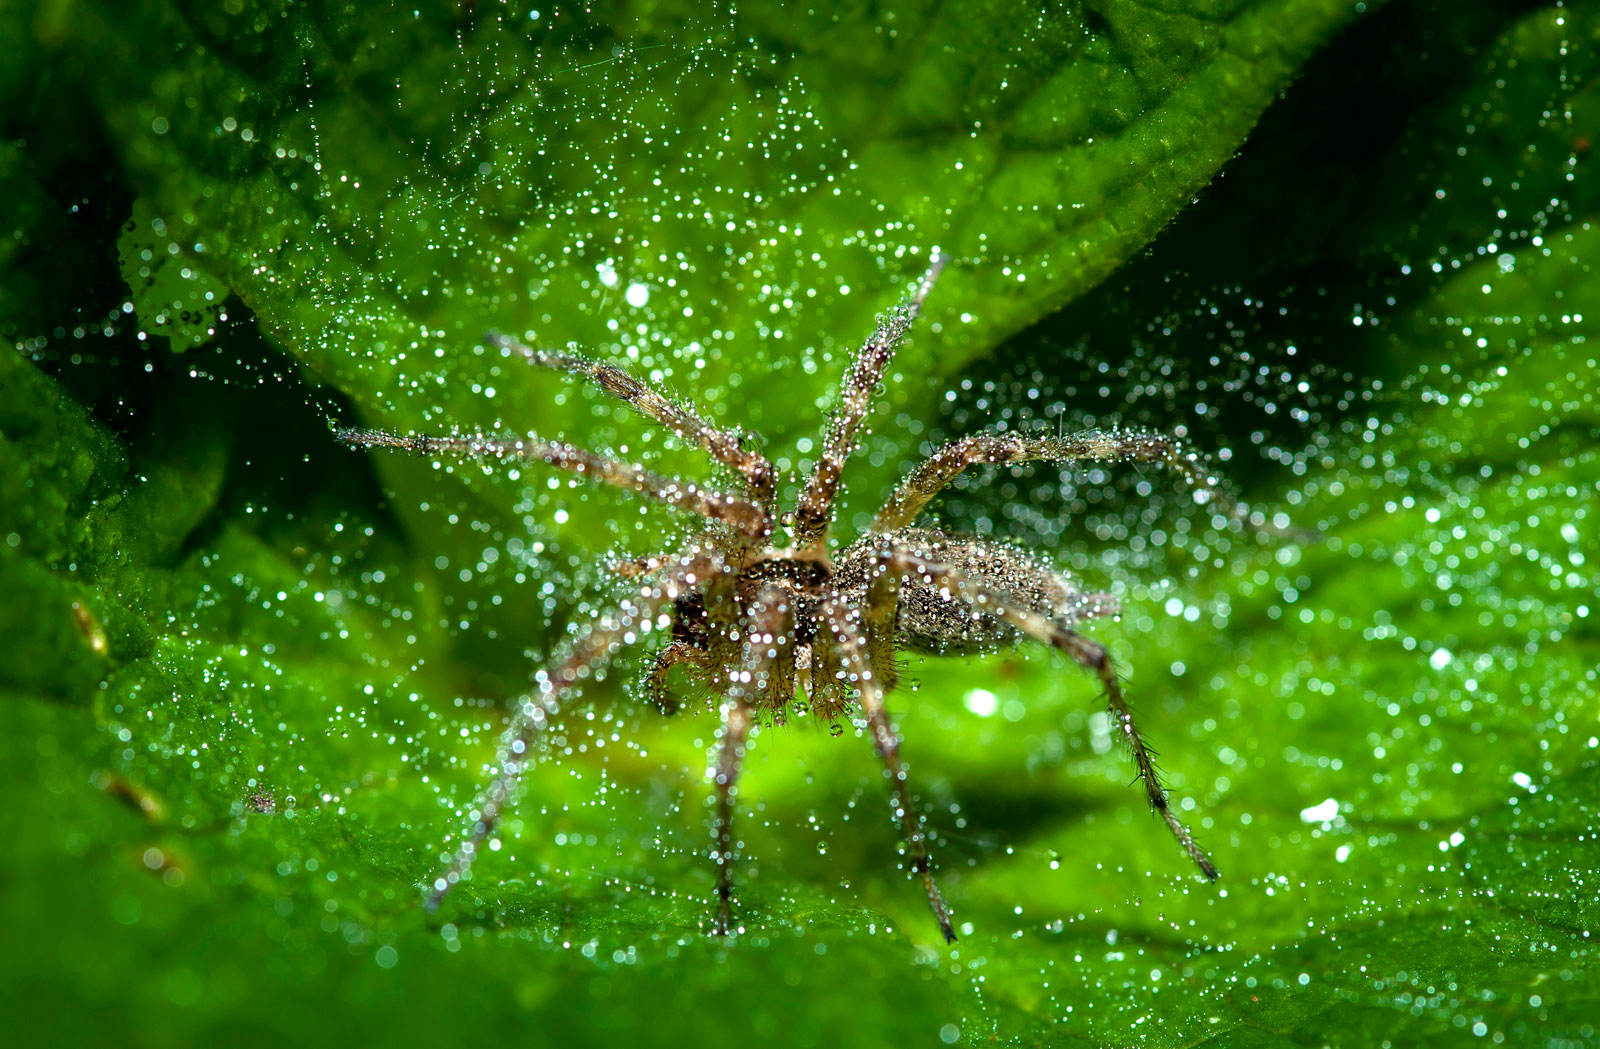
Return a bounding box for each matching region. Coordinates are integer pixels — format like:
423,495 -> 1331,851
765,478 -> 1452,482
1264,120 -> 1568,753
338,250 -> 1237,944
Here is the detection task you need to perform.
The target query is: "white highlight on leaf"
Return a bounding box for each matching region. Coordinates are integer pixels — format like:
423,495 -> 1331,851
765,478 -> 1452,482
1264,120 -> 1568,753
1299,797 -> 1339,823
963,688 -> 998,718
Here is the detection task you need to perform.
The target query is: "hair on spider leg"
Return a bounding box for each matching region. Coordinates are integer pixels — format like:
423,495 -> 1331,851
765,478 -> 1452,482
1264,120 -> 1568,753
340,245 -> 1293,943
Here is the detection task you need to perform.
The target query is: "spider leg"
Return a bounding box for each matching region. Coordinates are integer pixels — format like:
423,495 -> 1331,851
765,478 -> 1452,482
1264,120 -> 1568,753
711,695 -> 752,936
803,630 -> 850,721
336,428 -> 767,537
487,332 -> 777,506
792,250 -> 947,551
424,551 -> 720,912
821,597 -> 957,944
758,603 -> 798,722
710,584 -> 789,936
870,430 -> 1232,536
861,563 -> 904,695
1068,634 -> 1219,879
874,549 -> 1219,881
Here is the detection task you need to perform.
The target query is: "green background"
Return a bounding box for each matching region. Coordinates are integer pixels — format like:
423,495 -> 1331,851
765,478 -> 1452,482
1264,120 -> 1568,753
3,1 -> 1596,1045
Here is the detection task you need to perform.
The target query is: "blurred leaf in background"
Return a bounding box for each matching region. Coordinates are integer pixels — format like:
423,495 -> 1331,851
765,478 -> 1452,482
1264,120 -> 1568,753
1,1 -> 1596,1046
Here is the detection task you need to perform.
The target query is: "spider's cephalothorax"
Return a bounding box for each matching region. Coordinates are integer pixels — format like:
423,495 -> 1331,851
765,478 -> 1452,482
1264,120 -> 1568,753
339,252 -> 1228,944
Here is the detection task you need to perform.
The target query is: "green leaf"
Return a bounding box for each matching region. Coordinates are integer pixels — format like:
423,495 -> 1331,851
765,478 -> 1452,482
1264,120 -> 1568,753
3,1 -> 1597,1046
117,197 -> 232,351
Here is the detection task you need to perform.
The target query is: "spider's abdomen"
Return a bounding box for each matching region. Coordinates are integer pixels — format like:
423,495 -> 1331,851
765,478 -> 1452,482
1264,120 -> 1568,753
897,582 -> 1019,655
840,527 -> 1118,657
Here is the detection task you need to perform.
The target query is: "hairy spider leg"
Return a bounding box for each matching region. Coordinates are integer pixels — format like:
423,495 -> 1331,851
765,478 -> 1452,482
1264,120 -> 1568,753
761,617 -> 800,722
335,429 -> 766,538
820,597 -> 957,944
488,332 -> 778,511
861,553 -> 907,696
871,549 -> 1219,881
423,553 -> 720,912
711,584 -> 790,935
711,697 -> 752,936
791,251 -> 948,551
870,430 -> 1225,536
803,616 -> 852,720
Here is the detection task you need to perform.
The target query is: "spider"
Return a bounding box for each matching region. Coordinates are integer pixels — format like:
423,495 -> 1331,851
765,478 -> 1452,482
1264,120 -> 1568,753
337,251 -> 1226,944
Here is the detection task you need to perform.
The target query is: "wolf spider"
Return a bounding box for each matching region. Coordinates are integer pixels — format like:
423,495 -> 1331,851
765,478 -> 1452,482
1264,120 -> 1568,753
338,251 -> 1227,944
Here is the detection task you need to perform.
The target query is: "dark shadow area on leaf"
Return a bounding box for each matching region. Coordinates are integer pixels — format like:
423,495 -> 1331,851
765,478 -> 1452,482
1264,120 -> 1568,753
933,779 -> 1102,855
2,27 -> 404,584
0,33 -> 133,349
939,0 -> 1565,512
